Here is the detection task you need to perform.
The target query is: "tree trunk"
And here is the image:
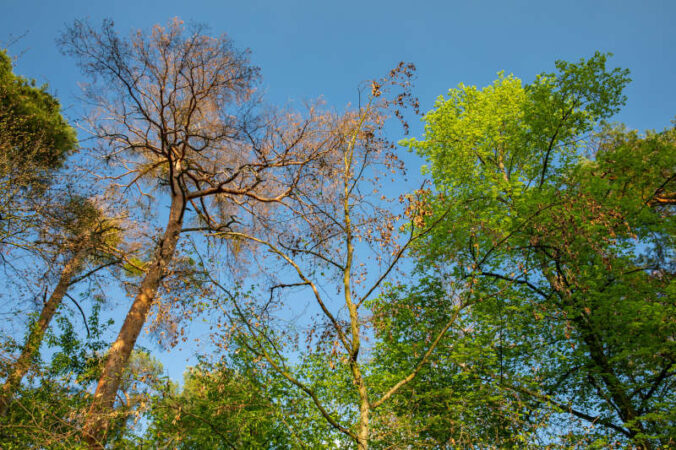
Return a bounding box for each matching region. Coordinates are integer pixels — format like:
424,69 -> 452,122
357,396 -> 370,450
82,192 -> 185,448
0,244 -> 89,416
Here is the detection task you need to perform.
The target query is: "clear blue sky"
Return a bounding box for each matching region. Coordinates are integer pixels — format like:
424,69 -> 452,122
2,0 -> 674,380
2,0 -> 675,132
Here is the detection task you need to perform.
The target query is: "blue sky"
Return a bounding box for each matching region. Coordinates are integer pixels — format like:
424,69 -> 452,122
2,0 -> 675,381
2,0 -> 675,132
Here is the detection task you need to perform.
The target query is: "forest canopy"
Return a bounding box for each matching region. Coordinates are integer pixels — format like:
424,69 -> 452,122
0,19 -> 673,450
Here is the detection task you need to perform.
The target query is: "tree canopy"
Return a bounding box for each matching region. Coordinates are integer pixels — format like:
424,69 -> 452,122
401,53 -> 675,448
0,22 -> 673,450
0,48 -> 77,247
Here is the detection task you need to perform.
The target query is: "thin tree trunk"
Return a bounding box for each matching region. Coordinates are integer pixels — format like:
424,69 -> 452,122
82,191 -> 185,448
357,395 -> 370,450
0,244 -> 89,416
342,141 -> 370,450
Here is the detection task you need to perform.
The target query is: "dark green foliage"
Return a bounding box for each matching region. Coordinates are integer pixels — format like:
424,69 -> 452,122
0,50 -> 76,178
0,49 -> 77,246
367,279 -> 547,447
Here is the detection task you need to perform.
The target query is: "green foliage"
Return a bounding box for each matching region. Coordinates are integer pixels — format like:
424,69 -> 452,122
367,279 -> 547,447
0,301 -> 112,448
1,42 -> 672,448
44,300 -> 113,384
399,52 -> 674,447
142,360 -> 295,449
0,49 -> 76,177
0,48 -> 77,246
122,257 -> 149,277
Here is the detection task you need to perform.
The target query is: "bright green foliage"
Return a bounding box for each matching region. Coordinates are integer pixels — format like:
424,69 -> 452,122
274,352 -> 366,447
409,52 -> 629,194
400,53 -> 674,447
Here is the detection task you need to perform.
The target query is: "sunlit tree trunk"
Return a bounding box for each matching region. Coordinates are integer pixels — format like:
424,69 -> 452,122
342,122 -> 371,450
0,243 -> 89,416
345,215 -> 371,450
83,188 -> 185,448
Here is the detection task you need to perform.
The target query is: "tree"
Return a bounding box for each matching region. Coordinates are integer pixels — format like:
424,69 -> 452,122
206,64 -> 478,449
403,53 -> 674,447
0,195 -> 120,415
0,299 -> 113,448
59,18 -> 336,446
366,277 -> 548,447
0,49 -> 77,248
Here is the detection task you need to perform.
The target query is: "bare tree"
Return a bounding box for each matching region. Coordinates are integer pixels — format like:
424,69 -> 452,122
205,65 -> 477,449
59,18 -> 337,447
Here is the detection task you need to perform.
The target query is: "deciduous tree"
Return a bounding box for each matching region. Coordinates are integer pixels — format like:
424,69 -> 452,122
404,53 -> 674,447
209,64 -> 477,449
59,18 -> 338,447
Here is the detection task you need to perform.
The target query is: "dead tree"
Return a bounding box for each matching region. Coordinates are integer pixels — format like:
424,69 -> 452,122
59,18 -> 337,447
207,65 -> 475,449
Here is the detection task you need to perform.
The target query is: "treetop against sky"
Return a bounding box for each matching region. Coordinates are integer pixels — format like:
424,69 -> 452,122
1,0 -> 674,384
0,4 -> 673,448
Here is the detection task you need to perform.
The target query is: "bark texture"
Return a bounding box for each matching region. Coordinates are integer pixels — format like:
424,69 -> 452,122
82,193 -> 184,448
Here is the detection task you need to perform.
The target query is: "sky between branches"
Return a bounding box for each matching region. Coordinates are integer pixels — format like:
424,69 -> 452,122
1,0 -> 674,381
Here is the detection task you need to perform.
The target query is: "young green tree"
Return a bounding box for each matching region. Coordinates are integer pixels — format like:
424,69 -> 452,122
60,18 -> 339,447
403,53 -> 674,447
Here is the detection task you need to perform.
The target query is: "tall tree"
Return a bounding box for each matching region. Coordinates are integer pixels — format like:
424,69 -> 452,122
59,18 -> 336,447
208,65 -> 475,449
404,53 -> 674,447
